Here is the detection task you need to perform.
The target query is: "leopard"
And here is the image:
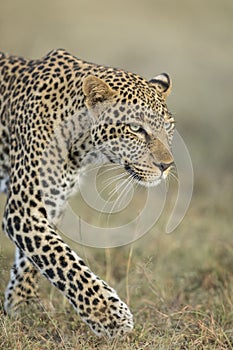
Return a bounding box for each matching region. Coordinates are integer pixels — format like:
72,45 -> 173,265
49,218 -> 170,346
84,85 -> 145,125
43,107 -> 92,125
0,48 -> 175,338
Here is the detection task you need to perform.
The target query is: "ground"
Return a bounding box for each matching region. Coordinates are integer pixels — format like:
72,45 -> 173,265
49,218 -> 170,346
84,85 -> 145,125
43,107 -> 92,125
0,174 -> 233,349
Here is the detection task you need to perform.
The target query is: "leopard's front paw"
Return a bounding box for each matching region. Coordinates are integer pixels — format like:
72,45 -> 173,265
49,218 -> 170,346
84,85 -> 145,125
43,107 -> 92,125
76,279 -> 133,338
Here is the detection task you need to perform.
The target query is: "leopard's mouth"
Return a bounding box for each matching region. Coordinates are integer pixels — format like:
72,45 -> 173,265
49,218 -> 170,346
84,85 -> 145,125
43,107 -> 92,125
124,164 -> 162,187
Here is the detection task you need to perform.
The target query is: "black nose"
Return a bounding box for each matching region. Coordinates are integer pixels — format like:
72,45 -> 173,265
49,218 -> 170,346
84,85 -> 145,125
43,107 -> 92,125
159,162 -> 173,171
158,162 -> 173,172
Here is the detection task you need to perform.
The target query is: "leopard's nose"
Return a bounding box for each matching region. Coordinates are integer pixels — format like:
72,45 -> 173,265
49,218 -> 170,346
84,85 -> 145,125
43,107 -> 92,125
159,162 -> 173,172
153,162 -> 173,172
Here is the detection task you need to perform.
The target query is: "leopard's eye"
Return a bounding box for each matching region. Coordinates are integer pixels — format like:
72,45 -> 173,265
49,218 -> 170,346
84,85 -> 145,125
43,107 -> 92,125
129,124 -> 142,132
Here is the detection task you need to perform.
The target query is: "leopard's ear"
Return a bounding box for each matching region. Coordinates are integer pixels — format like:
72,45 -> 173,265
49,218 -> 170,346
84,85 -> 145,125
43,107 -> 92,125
149,73 -> 172,98
82,75 -> 116,115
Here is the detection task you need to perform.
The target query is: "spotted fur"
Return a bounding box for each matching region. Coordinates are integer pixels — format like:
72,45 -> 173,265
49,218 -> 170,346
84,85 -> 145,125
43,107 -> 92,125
0,49 -> 175,338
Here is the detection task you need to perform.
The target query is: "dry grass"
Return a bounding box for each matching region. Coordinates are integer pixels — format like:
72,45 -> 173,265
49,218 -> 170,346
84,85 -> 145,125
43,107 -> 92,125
1,175 -> 233,349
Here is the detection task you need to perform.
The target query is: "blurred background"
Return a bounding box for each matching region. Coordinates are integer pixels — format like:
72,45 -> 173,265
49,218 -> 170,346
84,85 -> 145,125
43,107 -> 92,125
0,0 -> 232,182
0,0 -> 232,344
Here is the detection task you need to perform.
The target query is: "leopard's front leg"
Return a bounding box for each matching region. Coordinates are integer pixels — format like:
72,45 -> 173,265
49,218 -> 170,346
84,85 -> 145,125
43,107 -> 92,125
3,196 -> 133,338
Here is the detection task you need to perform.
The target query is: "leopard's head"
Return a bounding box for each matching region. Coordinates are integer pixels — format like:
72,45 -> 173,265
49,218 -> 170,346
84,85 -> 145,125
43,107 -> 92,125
83,71 -> 174,187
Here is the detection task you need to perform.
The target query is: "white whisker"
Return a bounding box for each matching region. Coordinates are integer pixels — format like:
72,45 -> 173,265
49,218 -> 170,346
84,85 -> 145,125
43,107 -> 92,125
98,175 -> 128,214
96,164 -> 123,178
105,178 -> 132,225
98,172 -> 127,198
169,168 -> 179,183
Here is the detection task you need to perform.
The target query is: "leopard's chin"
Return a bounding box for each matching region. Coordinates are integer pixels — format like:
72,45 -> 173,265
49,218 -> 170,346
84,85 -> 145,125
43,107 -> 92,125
137,178 -> 162,188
